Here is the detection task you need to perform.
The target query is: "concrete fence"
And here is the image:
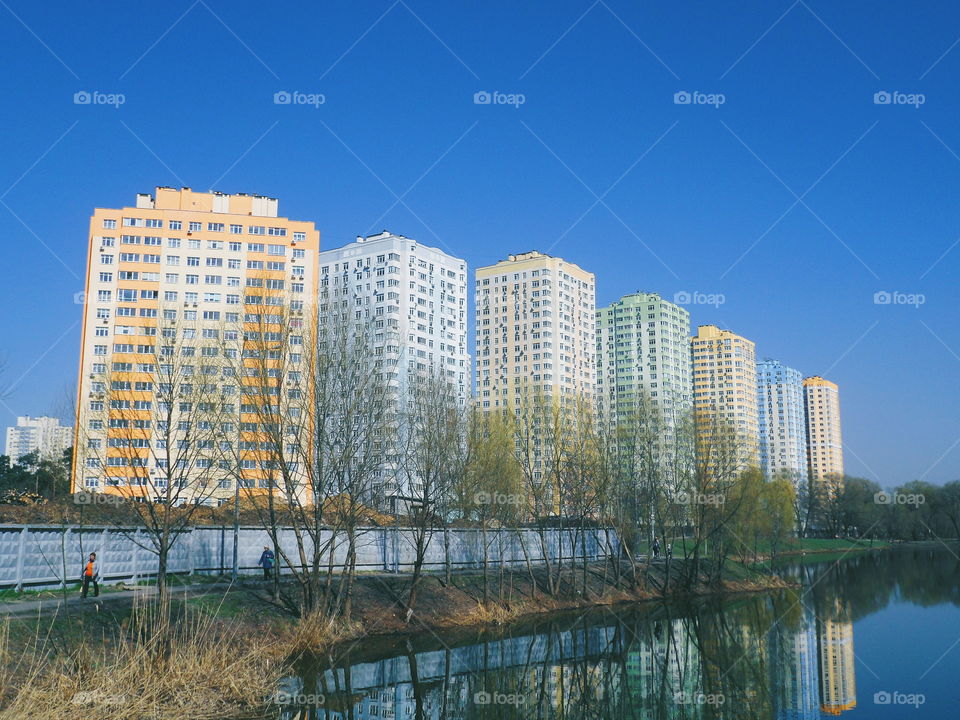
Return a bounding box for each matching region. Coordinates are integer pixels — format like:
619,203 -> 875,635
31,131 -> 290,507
0,525 -> 620,591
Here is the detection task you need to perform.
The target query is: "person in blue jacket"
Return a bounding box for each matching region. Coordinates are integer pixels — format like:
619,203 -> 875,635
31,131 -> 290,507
257,545 -> 275,580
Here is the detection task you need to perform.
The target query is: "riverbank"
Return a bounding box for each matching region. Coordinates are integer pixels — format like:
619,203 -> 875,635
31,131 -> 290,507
0,559 -> 792,719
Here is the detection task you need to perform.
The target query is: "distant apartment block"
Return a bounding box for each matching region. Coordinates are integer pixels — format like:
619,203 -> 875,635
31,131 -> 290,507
318,231 -> 469,507
757,359 -> 808,484
5,416 -> 72,461
690,325 -> 759,471
803,375 -> 844,488
596,291 -> 691,440
74,187 -> 319,504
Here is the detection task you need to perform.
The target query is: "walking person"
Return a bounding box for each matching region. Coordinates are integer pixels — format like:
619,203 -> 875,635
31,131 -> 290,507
666,543 -> 673,561
652,536 -> 660,559
81,552 -> 99,598
257,545 -> 275,581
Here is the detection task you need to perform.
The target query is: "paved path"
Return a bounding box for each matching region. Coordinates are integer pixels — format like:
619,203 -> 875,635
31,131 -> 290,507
0,580 -> 243,618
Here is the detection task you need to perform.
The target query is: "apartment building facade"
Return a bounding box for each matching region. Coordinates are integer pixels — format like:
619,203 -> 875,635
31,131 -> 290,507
690,325 -> 759,471
596,291 -> 692,432
803,375 -> 844,489
475,252 -> 596,412
757,358 -> 809,485
5,416 -> 72,461
317,231 -> 469,507
73,187 -> 319,504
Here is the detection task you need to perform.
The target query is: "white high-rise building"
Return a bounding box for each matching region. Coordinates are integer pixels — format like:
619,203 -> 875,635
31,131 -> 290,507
5,416 -> 72,461
757,359 -> 808,485
318,231 -> 469,507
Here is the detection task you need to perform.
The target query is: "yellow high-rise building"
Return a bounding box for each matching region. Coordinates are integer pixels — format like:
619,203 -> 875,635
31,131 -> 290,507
690,325 -> 759,472
803,375 -> 844,492
475,252 -> 595,490
73,187 -> 319,504
475,251 -> 596,411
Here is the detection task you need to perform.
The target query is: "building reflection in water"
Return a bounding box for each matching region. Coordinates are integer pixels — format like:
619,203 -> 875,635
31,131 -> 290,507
280,590 -> 858,720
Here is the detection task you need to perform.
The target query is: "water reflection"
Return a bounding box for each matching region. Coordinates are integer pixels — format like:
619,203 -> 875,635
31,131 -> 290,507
278,547 -> 960,720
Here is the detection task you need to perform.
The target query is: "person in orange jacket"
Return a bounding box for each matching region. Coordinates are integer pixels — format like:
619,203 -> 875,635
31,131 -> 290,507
81,552 -> 99,598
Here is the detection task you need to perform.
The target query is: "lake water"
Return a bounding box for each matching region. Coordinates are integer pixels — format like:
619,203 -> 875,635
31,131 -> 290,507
277,546 -> 960,719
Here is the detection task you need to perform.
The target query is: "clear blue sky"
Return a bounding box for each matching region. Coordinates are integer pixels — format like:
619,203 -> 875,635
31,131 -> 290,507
1,0 -> 958,485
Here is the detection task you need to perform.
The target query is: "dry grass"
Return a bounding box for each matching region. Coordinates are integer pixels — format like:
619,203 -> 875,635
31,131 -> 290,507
277,610 -> 363,658
1,600 -> 283,720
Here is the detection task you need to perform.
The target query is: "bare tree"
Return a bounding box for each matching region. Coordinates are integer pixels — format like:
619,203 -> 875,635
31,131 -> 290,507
399,368 -> 466,616
76,307 -> 237,613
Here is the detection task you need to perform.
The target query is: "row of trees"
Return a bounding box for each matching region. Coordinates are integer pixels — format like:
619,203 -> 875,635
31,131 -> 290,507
0,449 -> 71,501
62,299 -> 957,632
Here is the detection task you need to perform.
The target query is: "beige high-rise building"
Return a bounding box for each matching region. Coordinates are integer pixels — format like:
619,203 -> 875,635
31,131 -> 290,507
803,376 -> 844,490
690,325 -> 759,471
73,187 -> 319,504
475,252 -> 595,489
475,252 -> 596,410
